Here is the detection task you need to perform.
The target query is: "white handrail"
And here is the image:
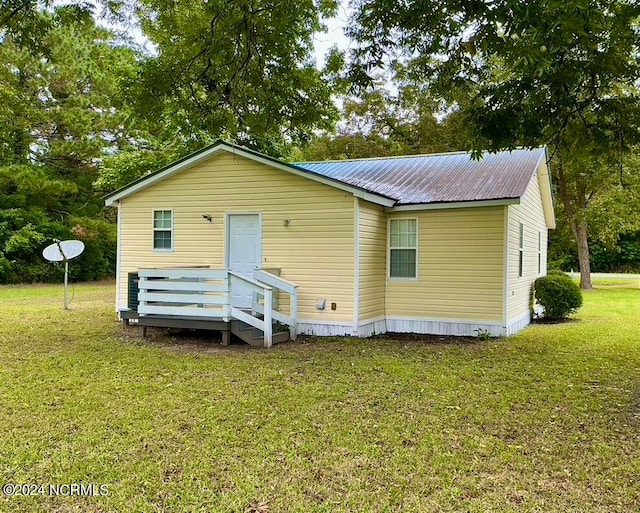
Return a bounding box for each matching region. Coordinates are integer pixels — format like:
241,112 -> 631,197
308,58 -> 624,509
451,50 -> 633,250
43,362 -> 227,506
228,272 -> 273,347
254,270 -> 298,295
255,268 -> 298,341
136,267 -> 298,347
228,270 -> 273,292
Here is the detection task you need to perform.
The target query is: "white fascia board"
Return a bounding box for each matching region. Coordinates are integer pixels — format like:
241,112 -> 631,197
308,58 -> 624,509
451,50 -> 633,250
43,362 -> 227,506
104,145 -> 228,206
105,144 -> 396,208
388,198 -> 519,212
352,190 -> 396,207
537,163 -> 556,229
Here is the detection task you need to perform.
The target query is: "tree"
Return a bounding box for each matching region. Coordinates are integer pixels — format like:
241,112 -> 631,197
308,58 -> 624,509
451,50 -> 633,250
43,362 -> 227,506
129,0 -> 341,156
349,0 -> 640,288
0,6 -> 140,282
299,86 -> 473,160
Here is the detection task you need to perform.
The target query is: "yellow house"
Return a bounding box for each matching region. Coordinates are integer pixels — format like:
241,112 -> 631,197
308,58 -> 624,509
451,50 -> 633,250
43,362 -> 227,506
104,141 -> 555,344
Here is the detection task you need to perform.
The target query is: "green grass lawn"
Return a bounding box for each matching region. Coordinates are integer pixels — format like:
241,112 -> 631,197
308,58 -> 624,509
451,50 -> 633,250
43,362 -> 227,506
0,280 -> 639,512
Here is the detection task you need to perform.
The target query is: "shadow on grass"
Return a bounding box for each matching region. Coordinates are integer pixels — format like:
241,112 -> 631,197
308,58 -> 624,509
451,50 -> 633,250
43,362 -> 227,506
532,317 -> 581,325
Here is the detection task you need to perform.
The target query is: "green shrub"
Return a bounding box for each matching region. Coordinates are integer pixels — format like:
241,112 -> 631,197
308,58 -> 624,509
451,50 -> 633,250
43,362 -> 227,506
534,274 -> 583,320
546,269 -> 568,277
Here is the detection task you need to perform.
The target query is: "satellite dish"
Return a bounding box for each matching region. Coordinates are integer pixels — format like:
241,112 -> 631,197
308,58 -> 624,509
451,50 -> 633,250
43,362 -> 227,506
43,240 -> 85,262
42,240 -> 85,310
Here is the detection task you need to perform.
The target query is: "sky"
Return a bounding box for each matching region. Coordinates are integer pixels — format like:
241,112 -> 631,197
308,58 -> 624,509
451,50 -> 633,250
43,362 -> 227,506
311,4 -> 352,67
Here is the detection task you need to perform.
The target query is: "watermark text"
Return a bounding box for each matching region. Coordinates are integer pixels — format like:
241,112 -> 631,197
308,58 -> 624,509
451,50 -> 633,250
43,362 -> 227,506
2,483 -> 109,497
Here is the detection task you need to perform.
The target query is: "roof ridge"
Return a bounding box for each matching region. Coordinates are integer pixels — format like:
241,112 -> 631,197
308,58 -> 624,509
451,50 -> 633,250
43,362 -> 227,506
296,146 -> 544,165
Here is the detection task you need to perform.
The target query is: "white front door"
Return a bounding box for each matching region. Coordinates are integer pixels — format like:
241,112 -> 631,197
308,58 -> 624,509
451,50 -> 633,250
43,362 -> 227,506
227,214 -> 261,308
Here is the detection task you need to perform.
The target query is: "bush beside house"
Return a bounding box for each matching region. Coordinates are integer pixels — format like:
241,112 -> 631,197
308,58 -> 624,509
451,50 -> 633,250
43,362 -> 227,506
534,274 -> 583,320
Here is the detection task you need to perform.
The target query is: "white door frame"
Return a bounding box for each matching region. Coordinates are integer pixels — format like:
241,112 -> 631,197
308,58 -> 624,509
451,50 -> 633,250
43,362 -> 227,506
224,212 -> 262,270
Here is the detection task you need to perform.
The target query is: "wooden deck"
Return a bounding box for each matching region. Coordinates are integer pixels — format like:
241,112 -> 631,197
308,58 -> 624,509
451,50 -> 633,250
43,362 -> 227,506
120,268 -> 298,347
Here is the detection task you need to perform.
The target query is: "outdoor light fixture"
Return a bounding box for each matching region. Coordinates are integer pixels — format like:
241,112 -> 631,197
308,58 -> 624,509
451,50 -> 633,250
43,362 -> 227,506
283,218 -> 291,227
202,214 -> 212,222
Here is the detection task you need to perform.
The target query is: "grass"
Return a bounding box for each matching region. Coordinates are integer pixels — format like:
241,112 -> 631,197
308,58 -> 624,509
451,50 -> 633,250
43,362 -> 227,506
0,280 -> 639,512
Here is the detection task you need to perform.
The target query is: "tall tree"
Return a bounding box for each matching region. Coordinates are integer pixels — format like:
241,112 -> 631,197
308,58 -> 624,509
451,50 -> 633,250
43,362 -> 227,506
349,0 -> 640,288
0,6 -> 139,282
130,0 -> 340,156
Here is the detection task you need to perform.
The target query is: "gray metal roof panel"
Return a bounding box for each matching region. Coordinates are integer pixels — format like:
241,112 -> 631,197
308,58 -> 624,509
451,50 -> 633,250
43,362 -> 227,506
296,148 -> 546,205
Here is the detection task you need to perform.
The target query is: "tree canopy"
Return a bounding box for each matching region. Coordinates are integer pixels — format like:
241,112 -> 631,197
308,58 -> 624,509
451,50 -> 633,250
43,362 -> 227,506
349,0 -> 640,288
298,86 -> 472,160
0,6 -> 138,282
130,0 -> 341,155
2,0 -> 640,284
0,1 -> 346,283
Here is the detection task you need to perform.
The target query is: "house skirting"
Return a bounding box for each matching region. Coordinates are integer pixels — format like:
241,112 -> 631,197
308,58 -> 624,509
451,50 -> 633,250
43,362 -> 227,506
385,316 -> 506,338
298,315 -> 527,338
505,311 -> 532,336
356,317 -> 388,337
297,320 -> 354,337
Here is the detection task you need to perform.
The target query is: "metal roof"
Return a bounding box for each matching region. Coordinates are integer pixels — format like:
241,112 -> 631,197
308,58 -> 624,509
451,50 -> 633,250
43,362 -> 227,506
296,148 -> 547,205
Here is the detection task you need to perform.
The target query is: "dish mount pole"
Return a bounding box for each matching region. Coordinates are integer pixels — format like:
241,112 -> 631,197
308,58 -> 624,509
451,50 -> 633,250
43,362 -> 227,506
42,239 -> 85,310
55,240 -> 70,310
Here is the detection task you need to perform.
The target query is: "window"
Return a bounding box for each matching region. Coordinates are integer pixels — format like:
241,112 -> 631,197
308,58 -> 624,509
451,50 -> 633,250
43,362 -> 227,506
538,231 -> 542,274
518,222 -> 524,277
153,210 -> 173,250
390,218 -> 417,278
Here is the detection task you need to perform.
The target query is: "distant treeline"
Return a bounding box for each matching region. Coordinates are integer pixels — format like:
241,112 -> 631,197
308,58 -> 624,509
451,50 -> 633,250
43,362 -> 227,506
550,232 -> 640,274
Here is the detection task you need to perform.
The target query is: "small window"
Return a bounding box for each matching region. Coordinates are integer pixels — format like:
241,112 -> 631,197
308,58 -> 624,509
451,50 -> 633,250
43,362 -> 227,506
518,222 -> 524,277
538,231 -> 542,274
153,210 -> 173,250
390,218 -> 417,278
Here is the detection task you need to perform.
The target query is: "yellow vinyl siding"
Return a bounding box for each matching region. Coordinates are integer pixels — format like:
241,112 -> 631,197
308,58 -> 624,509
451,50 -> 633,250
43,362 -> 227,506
507,164 -> 549,321
358,200 -> 387,321
386,207 -> 505,321
117,152 -> 355,322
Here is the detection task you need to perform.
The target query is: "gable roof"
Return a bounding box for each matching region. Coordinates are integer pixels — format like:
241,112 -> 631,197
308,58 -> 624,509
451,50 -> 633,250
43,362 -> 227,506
295,148 -> 547,206
104,141 -> 552,222
104,141 -> 396,207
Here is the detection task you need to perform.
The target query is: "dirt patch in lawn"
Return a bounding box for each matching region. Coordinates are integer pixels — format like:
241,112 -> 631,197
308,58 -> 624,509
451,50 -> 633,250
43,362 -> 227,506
369,332 -> 482,345
118,324 -> 486,355
118,325 -> 253,354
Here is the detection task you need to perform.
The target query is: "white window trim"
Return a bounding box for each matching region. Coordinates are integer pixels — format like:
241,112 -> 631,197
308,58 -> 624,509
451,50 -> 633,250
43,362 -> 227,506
518,222 -> 524,278
152,209 -> 174,252
388,217 -> 418,281
537,231 -> 542,275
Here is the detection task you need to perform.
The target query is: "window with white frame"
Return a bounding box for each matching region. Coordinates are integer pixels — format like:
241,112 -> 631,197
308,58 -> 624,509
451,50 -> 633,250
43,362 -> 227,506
390,218 -> 417,278
538,231 -> 542,274
153,210 -> 173,250
518,222 -> 524,277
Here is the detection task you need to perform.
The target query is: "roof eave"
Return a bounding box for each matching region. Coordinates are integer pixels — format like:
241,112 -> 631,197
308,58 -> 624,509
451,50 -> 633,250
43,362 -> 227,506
388,198 -> 520,212
537,150 -> 556,229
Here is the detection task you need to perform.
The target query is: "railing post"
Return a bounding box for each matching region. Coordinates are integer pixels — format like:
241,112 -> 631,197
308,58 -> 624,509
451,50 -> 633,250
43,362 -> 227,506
263,288 -> 273,347
225,272 -> 232,321
138,276 -> 145,316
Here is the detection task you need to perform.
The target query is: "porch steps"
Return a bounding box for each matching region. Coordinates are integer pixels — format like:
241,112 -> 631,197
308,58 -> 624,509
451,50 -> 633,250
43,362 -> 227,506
230,320 -> 290,347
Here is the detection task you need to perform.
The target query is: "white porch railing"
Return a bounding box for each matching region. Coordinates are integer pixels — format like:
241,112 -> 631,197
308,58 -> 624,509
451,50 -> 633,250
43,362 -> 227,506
136,267 -> 298,347
253,269 -> 299,341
